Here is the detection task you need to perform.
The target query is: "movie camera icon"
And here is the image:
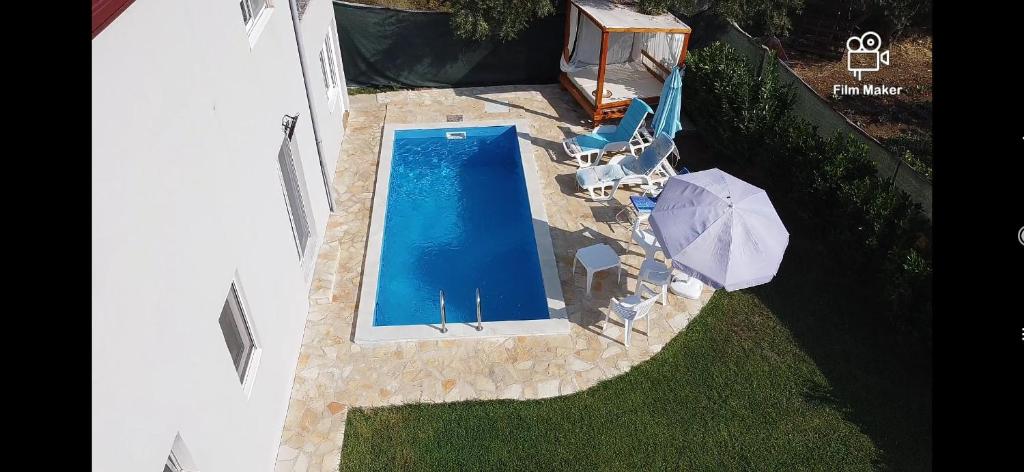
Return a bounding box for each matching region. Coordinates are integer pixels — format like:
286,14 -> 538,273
847,32 -> 889,80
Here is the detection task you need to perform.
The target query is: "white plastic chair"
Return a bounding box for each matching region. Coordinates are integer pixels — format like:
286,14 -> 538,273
604,285 -> 660,347
630,225 -> 662,260
638,258 -> 673,305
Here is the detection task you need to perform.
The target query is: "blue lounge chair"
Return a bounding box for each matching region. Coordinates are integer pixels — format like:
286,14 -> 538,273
562,98 -> 654,168
574,132 -> 678,201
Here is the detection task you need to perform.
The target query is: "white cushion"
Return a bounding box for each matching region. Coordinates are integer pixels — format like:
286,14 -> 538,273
576,164 -> 626,189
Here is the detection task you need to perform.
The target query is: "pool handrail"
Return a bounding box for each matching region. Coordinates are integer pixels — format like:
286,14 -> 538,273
475,288 -> 483,331
439,290 -> 448,333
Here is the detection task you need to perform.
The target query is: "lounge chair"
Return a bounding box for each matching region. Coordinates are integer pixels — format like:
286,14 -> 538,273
562,98 -> 654,168
574,131 -> 678,201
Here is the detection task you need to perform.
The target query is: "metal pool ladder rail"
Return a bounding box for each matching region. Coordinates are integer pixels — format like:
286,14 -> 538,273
475,288 -> 483,331
439,290 -> 448,333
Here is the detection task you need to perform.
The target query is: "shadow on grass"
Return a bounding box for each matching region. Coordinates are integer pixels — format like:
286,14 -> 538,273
690,139 -> 933,472
748,224 -> 932,471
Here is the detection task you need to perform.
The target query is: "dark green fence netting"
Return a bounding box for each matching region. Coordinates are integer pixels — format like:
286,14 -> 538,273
334,1 -> 565,88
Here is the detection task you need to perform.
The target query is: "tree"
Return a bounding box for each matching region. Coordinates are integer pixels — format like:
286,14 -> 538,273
856,0 -> 931,41
443,0 -> 818,42
638,0 -> 805,37
449,0 -> 557,41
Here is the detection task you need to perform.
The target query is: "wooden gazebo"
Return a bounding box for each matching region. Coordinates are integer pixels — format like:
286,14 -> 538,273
558,0 -> 692,124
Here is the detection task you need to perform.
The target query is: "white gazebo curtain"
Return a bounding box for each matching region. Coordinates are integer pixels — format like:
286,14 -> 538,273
636,31 -> 685,72
560,3 -> 686,74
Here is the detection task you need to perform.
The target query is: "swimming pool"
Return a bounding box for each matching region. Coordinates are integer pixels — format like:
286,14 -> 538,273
354,120 -> 567,343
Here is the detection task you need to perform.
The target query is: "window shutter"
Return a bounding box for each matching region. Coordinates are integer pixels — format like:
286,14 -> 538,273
278,139 -> 311,256
239,1 -> 252,25
325,39 -> 339,88
219,284 -> 254,381
219,298 -> 245,377
319,50 -> 330,91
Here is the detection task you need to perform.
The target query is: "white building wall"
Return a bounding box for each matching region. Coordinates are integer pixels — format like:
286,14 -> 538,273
299,0 -> 350,179
91,0 -> 339,470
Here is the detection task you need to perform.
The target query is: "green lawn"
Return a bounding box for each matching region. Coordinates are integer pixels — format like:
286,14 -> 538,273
347,85 -> 410,96
340,222 -> 932,470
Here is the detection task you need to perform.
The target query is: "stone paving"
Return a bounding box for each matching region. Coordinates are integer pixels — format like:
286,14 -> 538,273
274,85 -> 714,472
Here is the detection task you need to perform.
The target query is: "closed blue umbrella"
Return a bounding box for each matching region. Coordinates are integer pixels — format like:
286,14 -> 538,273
650,66 -> 683,139
648,168 -> 789,291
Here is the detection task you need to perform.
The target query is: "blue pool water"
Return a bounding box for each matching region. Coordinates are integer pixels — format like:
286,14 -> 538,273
373,126 -> 549,326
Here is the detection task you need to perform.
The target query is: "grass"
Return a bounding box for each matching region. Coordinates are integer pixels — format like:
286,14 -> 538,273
339,216 -> 932,470
347,85 -> 411,96
340,0 -> 448,12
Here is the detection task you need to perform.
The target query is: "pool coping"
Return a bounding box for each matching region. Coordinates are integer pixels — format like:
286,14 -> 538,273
353,119 -> 569,344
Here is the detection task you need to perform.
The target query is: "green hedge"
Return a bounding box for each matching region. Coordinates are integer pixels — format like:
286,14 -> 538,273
684,42 -> 932,339
882,130 -> 934,182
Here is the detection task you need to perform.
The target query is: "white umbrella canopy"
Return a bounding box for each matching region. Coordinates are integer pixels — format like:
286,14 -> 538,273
648,168 -> 790,291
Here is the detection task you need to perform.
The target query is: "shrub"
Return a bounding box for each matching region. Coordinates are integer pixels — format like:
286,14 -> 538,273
761,114 -> 818,201
884,247 -> 932,338
684,42 -> 795,165
685,41 -> 932,339
448,0 -> 555,41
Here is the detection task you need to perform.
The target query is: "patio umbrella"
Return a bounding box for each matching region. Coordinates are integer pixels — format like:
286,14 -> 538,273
648,168 -> 789,291
650,66 -> 683,139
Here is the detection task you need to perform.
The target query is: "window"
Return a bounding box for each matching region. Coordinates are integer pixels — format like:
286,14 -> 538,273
278,137 -> 313,258
164,434 -> 199,472
319,27 -> 341,110
218,281 -> 259,386
164,453 -> 189,472
239,0 -> 268,33
239,0 -> 272,46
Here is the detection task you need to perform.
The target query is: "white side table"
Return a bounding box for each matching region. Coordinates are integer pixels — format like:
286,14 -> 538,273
572,243 -> 622,295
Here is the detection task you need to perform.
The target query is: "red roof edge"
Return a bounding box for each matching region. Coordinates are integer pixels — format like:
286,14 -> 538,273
93,0 -> 138,39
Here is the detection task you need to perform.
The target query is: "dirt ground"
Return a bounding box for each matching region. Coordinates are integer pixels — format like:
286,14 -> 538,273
786,35 -> 933,177
787,35 -> 932,140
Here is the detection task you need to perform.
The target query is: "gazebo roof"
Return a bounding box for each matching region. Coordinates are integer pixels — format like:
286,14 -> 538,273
571,0 -> 691,32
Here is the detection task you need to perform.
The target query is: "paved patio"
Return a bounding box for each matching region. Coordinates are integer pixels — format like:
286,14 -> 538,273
274,84 -> 714,472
